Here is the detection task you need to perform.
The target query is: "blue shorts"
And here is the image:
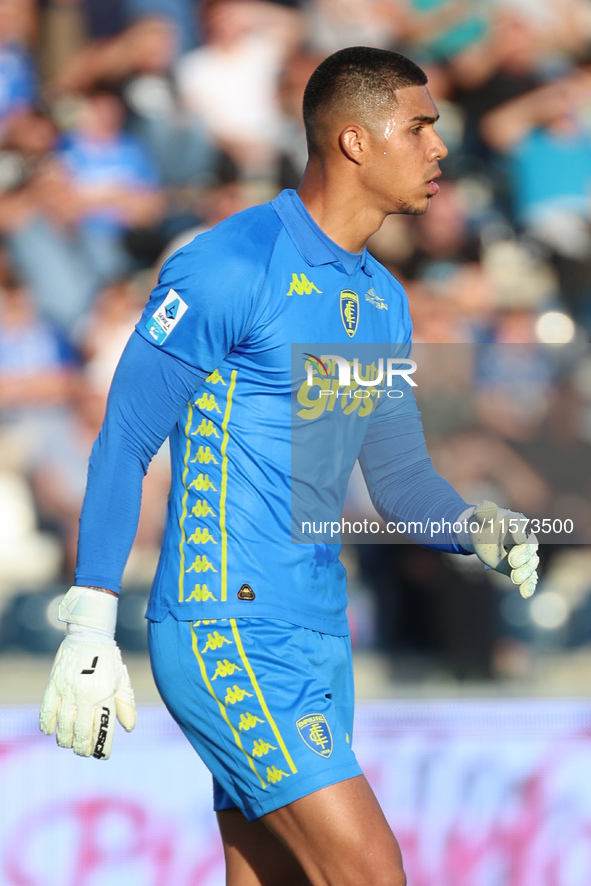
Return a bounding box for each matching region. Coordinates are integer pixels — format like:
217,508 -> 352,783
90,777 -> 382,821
148,615 -> 362,821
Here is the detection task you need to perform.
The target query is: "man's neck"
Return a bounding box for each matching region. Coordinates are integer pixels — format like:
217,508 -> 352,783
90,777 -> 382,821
297,161 -> 385,253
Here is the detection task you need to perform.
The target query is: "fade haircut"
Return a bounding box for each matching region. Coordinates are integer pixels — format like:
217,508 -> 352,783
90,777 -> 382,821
303,46 -> 428,155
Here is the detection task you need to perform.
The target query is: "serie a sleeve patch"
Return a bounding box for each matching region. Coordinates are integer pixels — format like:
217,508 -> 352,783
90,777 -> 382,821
145,288 -> 189,344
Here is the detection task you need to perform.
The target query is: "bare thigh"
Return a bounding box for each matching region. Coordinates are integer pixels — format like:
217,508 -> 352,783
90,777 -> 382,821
218,808 -> 311,886
218,775 -> 406,886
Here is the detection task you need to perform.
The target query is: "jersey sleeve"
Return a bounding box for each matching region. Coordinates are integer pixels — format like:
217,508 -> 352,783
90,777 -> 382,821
77,223 -> 267,591
356,275 -> 468,552
75,332 -> 208,593
359,386 -> 470,553
135,233 -> 262,373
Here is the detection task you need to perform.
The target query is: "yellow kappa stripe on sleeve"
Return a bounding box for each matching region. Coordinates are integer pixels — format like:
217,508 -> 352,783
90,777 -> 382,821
219,370 -> 237,602
177,401 -> 194,603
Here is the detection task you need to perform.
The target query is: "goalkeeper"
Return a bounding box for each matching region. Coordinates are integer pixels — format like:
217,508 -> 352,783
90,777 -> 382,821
39,46 -> 538,886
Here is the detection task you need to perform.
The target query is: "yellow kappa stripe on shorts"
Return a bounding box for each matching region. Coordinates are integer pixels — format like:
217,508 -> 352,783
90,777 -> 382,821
230,619 -> 298,774
190,622 -> 267,790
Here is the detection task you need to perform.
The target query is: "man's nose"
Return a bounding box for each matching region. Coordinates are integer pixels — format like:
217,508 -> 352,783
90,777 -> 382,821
429,131 -> 448,162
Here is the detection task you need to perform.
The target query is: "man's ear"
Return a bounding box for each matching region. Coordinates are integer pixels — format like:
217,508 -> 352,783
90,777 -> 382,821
338,123 -> 368,165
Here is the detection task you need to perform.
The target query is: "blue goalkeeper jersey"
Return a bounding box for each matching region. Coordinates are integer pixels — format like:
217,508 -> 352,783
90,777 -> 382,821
136,190 -> 416,631
77,189 -> 467,633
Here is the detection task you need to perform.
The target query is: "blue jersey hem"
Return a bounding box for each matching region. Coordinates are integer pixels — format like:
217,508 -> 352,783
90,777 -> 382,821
235,762 -> 363,822
145,601 -> 351,637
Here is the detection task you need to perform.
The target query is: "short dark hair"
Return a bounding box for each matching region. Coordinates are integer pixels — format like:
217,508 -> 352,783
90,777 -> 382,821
302,46 -> 428,155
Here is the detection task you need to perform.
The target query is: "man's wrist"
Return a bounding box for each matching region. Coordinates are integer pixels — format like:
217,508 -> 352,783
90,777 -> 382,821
85,586 -> 118,597
58,586 -> 118,636
453,506 -> 476,552
65,623 -> 117,645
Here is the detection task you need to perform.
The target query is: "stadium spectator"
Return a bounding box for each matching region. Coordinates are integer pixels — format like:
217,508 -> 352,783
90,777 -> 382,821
19,276 -> 169,580
62,0 -> 199,52
79,277 -> 151,390
53,15 -> 222,223
275,47 -> 324,189
54,15 -> 179,93
480,64 -> 591,328
31,372 -> 170,582
449,4 -> 549,160
0,275 -> 78,472
395,178 -> 494,341
1,85 -> 165,337
0,0 -> 39,150
306,0 -> 487,61
175,0 -> 305,177
512,379 -> 591,543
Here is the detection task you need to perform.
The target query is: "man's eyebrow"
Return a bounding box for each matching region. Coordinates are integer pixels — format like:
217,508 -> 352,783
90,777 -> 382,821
407,113 -> 440,124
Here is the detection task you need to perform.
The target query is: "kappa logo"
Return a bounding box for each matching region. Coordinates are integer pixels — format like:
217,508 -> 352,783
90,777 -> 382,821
364,288 -> 388,310
145,288 -> 189,344
340,289 -> 359,338
296,713 -> 333,758
267,765 -> 289,784
286,273 -> 322,296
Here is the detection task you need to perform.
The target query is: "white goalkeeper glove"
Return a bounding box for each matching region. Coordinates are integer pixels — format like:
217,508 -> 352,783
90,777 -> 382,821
459,500 -> 539,598
39,586 -> 137,759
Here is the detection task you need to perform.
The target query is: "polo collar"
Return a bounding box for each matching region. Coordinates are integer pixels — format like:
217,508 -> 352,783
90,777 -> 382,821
271,189 -> 373,276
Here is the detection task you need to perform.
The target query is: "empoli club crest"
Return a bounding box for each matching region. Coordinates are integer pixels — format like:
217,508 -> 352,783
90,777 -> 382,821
296,713 -> 333,758
340,289 -> 359,338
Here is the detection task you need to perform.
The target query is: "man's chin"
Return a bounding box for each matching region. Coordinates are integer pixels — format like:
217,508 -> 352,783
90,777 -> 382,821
400,200 -> 430,216
386,195 -> 431,217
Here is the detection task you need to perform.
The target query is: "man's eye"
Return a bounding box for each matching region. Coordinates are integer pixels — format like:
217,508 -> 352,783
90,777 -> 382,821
411,125 -> 423,134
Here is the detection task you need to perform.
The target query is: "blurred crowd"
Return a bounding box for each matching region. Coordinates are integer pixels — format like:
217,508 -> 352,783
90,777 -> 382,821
1,0 -> 591,680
